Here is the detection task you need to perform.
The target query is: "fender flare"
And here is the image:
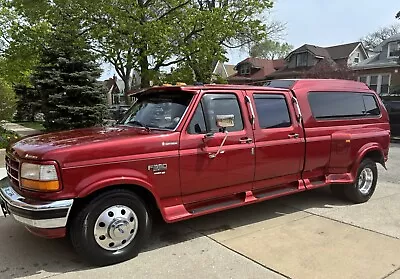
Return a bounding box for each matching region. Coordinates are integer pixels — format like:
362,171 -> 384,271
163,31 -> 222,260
352,143 -> 386,176
75,170 -> 162,210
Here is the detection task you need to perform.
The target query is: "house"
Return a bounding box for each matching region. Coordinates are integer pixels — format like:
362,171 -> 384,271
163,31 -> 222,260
212,61 -> 237,80
227,57 -> 285,85
103,76 -> 126,106
267,42 -> 368,80
353,33 -> 400,95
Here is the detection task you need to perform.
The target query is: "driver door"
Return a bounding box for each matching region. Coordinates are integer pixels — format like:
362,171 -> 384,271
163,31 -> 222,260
179,91 -> 255,204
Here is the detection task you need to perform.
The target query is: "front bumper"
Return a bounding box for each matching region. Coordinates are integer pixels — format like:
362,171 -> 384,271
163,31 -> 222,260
0,177 -> 73,229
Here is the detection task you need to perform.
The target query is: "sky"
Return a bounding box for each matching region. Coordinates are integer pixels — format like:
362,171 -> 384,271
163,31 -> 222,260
101,0 -> 399,80
228,0 -> 400,65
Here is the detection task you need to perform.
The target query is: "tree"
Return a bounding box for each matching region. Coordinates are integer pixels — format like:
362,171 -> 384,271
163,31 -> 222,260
7,0 -> 277,102
13,84 -> 41,122
31,25 -> 107,131
250,39 -> 293,59
361,24 -> 400,50
0,78 -> 16,121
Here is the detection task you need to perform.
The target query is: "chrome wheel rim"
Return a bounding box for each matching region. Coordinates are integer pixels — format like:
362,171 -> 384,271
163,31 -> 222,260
358,167 -> 374,195
94,205 -> 139,251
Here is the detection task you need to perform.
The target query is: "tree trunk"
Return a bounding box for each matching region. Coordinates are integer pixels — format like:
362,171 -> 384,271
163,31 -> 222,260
139,50 -> 151,88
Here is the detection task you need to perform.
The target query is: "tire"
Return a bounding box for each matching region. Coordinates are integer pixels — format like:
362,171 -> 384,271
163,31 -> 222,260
343,159 -> 378,204
69,189 -> 152,266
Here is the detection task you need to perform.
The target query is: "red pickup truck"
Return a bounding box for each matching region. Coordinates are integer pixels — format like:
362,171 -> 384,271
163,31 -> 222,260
0,79 -> 391,266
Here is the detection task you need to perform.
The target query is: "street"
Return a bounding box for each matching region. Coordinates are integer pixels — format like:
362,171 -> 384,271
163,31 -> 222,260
1,143 -> 400,279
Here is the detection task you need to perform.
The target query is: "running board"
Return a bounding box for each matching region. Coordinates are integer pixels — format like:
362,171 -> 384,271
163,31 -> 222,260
163,184 -> 306,223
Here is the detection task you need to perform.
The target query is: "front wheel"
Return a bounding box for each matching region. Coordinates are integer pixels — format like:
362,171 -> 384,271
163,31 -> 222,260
69,189 -> 152,266
343,159 -> 378,203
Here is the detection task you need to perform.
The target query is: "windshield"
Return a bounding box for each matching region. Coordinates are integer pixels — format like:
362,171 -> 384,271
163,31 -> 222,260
118,91 -> 193,130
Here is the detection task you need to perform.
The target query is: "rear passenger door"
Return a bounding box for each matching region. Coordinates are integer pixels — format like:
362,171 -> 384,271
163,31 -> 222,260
248,91 -> 305,190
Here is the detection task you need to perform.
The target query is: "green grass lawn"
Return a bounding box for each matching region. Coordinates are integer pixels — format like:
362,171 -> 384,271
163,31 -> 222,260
0,127 -> 20,149
15,121 -> 45,131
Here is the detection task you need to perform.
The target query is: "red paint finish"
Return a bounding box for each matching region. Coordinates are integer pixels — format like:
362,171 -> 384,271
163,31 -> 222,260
179,90 -> 255,204
25,227 -> 66,239
6,80 -> 390,239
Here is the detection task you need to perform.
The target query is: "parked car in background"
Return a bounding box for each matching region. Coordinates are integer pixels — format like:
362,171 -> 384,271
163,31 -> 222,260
1,79 -> 390,266
381,95 -> 400,137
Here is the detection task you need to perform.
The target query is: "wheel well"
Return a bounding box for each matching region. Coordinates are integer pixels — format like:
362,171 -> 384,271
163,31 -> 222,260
363,150 -> 386,169
69,184 -> 160,225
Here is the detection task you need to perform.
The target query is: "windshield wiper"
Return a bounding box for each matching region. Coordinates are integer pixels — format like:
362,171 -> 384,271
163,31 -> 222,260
126,120 -> 151,132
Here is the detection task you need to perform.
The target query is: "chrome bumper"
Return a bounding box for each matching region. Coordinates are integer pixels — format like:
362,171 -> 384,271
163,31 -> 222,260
0,177 -> 73,229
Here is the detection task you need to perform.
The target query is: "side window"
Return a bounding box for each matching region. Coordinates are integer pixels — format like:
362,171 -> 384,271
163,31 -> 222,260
187,103 -> 207,134
363,94 -> 380,116
308,92 -> 365,119
254,94 -> 292,129
202,93 -> 244,132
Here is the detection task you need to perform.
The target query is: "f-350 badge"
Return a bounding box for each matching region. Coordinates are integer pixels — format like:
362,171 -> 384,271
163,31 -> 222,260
148,164 -> 167,175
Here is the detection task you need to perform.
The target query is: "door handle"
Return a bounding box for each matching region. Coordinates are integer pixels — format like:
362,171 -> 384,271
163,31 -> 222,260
239,137 -> 253,144
288,133 -> 299,139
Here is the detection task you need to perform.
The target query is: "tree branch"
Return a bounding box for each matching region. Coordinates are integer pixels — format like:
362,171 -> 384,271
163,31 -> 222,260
157,0 -> 190,21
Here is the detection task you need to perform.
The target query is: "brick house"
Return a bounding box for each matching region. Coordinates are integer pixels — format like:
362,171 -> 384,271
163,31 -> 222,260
227,57 -> 285,85
267,42 -> 368,80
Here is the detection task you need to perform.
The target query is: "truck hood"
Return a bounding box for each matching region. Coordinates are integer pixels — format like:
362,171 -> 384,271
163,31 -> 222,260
9,126 -> 175,164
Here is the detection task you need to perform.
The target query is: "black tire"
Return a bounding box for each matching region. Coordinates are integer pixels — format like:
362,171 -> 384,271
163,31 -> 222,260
343,159 -> 378,204
69,189 -> 152,266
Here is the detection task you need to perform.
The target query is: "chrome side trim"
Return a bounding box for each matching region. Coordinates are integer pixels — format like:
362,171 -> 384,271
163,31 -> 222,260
13,215 -> 68,229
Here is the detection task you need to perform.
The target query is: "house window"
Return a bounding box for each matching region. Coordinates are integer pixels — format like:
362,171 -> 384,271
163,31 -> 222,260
388,42 -> 400,58
240,65 -> 250,75
369,76 -> 378,92
354,53 -> 360,64
359,76 -> 367,84
381,75 -> 390,95
296,52 -> 308,67
358,74 -> 391,95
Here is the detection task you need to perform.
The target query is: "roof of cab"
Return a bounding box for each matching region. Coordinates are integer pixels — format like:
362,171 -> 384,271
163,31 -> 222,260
130,79 -> 372,96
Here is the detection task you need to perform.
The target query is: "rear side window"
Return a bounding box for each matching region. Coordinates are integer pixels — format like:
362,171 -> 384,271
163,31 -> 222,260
363,94 -> 380,116
254,94 -> 292,129
308,92 -> 381,119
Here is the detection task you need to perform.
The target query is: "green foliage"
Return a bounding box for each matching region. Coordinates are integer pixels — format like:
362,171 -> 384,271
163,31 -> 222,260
31,25 -> 107,131
250,39 -> 293,59
212,75 -> 228,84
0,126 -> 19,149
0,0 -> 46,85
159,64 -> 195,85
4,0 -> 276,97
0,79 -> 16,121
13,84 -> 41,122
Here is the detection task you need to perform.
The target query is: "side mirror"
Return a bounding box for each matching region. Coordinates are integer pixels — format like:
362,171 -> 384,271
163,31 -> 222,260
207,114 -> 235,159
216,114 -> 235,130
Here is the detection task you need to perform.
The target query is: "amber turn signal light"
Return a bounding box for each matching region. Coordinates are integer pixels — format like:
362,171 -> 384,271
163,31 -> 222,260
21,179 -> 60,192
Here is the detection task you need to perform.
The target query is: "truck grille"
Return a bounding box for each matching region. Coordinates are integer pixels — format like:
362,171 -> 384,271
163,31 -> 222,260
5,154 -> 20,188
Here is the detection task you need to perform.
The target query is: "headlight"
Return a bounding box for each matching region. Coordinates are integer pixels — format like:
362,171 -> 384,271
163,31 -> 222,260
20,163 -> 60,191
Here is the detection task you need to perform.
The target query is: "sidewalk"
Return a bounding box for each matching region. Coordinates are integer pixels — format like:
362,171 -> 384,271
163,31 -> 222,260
0,121 -> 40,137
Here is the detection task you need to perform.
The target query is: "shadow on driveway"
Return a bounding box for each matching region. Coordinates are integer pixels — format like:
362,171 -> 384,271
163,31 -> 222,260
0,187 -> 352,278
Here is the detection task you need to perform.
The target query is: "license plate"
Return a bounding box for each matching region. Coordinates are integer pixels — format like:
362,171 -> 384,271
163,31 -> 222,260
0,199 -> 9,217
3,187 -> 18,200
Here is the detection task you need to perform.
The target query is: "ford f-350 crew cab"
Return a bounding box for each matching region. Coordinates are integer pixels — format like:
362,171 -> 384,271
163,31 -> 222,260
0,79 -> 390,266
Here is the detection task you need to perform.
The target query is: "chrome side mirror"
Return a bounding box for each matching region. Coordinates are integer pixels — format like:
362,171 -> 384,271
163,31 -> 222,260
208,115 -> 235,159
216,114 -> 235,130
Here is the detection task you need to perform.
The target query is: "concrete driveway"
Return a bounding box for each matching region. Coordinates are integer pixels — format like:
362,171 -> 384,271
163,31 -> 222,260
1,144 -> 400,279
